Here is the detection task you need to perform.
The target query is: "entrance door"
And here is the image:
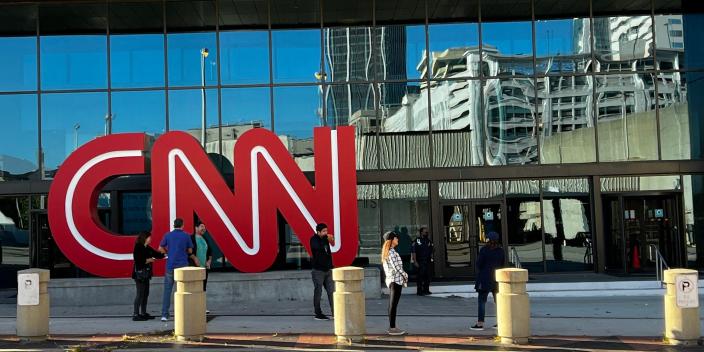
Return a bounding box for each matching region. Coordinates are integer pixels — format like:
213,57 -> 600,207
438,202 -> 504,277
603,194 -> 684,273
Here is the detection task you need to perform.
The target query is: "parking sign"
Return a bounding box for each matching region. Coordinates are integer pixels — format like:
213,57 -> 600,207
675,274 -> 699,308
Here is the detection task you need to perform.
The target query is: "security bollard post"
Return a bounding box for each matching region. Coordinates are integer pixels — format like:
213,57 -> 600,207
663,268 -> 700,346
16,268 -> 50,341
174,267 -> 206,341
332,266 -> 366,344
496,268 -> 530,345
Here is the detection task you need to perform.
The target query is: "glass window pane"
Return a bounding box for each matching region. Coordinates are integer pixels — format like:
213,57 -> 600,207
110,34 -> 165,88
220,30 -> 269,85
221,87 -> 271,166
541,178 -> 593,272
0,4 -> 36,36
111,90 -> 165,135
655,14 -> 685,70
324,27 -> 374,82
658,71 -> 688,160
325,83 -> 378,170
430,79 -> 479,167
382,183 -> 429,272
0,37 -> 37,92
0,196 -> 31,281
39,2 -> 107,35
481,0 -> 531,22
427,0 -> 478,23
685,71 -> 704,160
428,23 -> 479,79
506,179 -> 543,273
485,78 -> 538,165
168,32 -> 217,87
593,16 -> 654,72
324,0 -> 372,27
439,181 -> 503,200
482,20 -> 533,77
272,29 -> 321,83
374,25 -> 426,81
600,175 -> 681,193
42,92 -> 107,175
539,75 -> 596,164
40,35 -> 107,90
166,0 -> 216,32
682,6 -> 704,70
683,175 -> 702,270
109,0 -> 163,34
168,88 -> 217,148
535,0 -> 591,75
357,184 -> 380,265
219,0 -> 268,29
271,0 -> 320,28
593,0 -> 652,17
273,85 -> 321,171
595,73 -> 658,162
0,94 -> 38,181
120,192 -> 153,235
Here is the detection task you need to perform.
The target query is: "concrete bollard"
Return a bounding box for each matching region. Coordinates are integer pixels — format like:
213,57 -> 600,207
495,268 -> 530,345
332,266 -> 366,344
174,267 -> 206,342
16,268 -> 50,341
663,269 -> 700,345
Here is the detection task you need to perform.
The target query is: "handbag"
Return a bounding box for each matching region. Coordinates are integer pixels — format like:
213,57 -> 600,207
133,265 -> 152,281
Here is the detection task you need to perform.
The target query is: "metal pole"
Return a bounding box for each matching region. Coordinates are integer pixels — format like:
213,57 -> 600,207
201,48 -> 208,148
73,123 -> 80,151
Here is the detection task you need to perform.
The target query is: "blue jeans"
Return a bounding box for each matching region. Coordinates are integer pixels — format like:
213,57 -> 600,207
477,290 -> 489,323
161,269 -> 175,318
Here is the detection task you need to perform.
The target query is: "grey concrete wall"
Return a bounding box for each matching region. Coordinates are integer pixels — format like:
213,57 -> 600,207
48,268 -> 381,306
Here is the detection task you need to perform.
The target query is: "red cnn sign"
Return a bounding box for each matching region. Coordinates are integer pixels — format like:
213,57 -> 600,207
47,127 -> 359,277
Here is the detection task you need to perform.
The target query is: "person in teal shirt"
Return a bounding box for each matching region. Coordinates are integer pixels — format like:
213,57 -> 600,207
194,222 -> 212,313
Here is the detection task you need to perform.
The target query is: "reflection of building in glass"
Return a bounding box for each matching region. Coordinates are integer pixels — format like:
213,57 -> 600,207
324,26 -> 407,126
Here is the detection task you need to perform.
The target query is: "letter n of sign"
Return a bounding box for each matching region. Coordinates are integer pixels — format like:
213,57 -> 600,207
48,127 -> 359,277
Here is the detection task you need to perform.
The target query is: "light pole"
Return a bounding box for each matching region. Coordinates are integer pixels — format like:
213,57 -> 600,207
73,123 -> 80,151
104,113 -> 115,136
200,48 -> 209,148
314,71 -> 327,127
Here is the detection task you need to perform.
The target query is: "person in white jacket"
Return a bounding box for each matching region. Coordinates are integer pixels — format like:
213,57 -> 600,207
381,231 -> 408,335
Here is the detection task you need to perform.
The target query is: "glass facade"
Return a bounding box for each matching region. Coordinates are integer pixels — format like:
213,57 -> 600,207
0,0 -> 703,283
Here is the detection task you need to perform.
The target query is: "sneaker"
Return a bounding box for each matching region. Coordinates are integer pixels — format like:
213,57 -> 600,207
132,315 -> 147,321
140,313 -> 156,320
206,309 -> 211,314
160,316 -> 168,322
492,324 -> 498,329
387,328 -> 406,336
424,291 -> 433,295
314,314 -> 330,321
470,324 -> 484,331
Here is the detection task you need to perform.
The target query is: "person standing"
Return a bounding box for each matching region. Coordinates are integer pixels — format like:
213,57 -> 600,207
310,223 -> 335,321
158,218 -> 199,322
131,231 -> 164,321
382,231 -> 408,336
194,221 -> 212,313
411,227 -> 434,295
470,231 -> 505,330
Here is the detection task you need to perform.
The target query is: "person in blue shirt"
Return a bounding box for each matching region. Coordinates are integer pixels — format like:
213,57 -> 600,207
158,218 -> 199,321
470,231 -> 505,331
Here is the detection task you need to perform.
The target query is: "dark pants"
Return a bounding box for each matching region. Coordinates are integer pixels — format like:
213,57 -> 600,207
388,282 -> 402,328
133,279 -> 150,316
477,290 -> 497,323
312,269 -> 334,316
203,269 -> 208,292
416,261 -> 431,294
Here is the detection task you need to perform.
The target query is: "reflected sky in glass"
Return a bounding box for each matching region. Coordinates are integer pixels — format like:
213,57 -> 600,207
0,94 -> 37,173
168,88 -> 218,134
482,22 -> 533,56
168,32 -> 217,87
221,87 -> 271,128
111,90 -> 166,135
0,37 -> 36,92
110,34 -> 165,88
41,92 -> 107,170
41,36 -> 107,90
220,30 -> 269,85
274,86 -> 321,139
272,29 -> 321,83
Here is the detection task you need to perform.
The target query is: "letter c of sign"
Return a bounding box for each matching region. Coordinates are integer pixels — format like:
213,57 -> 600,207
48,133 -> 148,278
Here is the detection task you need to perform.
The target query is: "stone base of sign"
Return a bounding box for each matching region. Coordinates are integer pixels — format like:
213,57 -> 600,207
496,268 -> 530,345
333,267 -> 366,344
174,267 -> 206,342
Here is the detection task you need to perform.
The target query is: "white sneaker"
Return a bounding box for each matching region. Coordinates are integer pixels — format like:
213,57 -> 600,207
160,316 -> 168,322
387,328 -> 406,336
206,309 -> 211,314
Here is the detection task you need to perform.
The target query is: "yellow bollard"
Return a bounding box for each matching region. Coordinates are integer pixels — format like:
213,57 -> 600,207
663,269 -> 700,346
332,266 -> 366,344
495,268 -> 530,345
16,268 -> 50,341
174,267 -> 206,342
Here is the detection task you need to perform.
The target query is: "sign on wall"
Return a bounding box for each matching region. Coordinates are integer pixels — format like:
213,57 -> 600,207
47,127 -> 359,277
675,274 -> 699,308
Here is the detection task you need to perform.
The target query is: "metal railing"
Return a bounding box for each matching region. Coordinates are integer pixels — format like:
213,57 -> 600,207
509,246 -> 522,269
649,244 -> 670,288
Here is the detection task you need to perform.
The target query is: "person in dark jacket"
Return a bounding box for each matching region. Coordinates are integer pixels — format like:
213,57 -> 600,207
310,223 -> 335,320
132,231 -> 164,321
470,231 -> 505,330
